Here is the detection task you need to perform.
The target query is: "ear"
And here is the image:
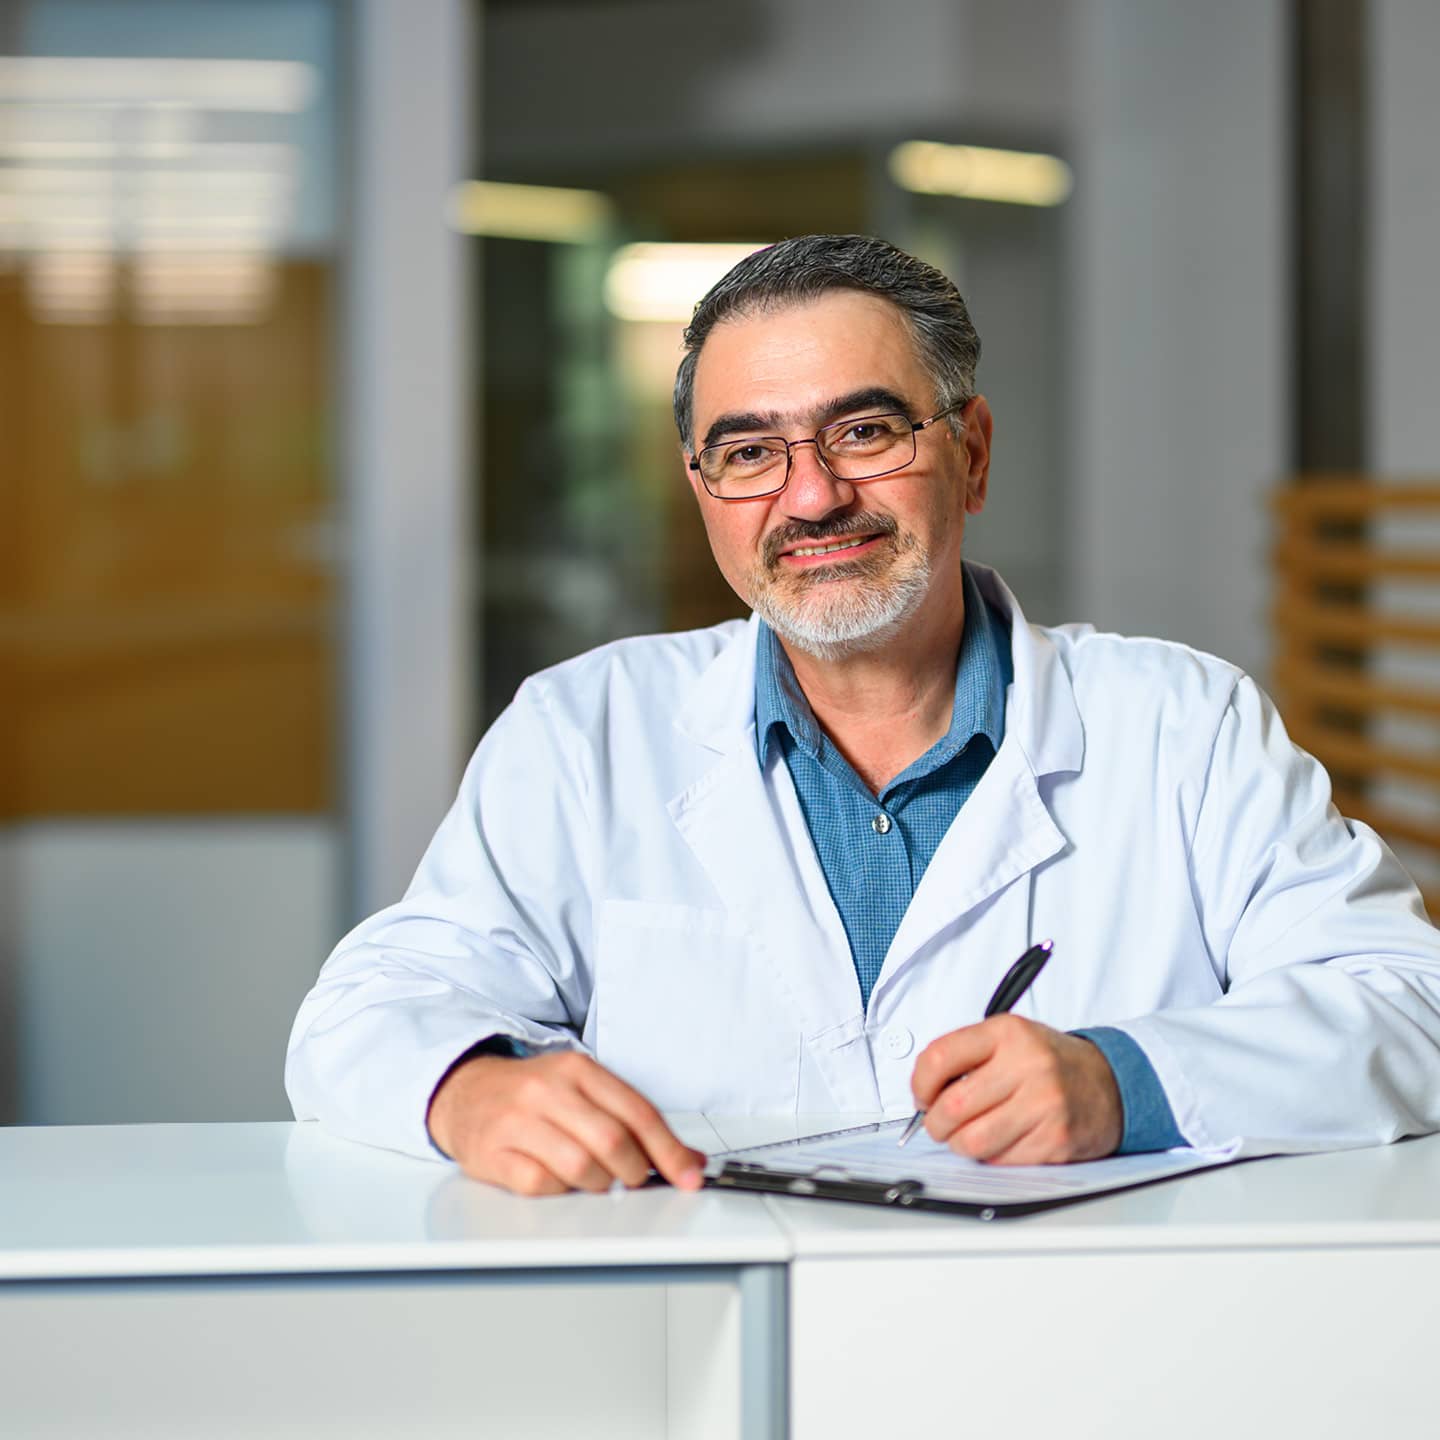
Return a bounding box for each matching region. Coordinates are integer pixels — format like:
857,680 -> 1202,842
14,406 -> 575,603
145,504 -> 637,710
961,396 -> 993,515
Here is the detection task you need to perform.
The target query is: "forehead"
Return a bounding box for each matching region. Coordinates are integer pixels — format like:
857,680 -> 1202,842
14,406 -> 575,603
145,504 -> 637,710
690,291 -> 931,428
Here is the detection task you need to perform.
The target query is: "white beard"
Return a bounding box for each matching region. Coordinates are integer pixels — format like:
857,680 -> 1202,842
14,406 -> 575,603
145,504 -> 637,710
748,537 -> 933,662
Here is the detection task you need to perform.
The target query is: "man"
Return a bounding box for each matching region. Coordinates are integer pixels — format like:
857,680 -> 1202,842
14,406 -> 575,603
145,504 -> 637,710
287,235 -> 1440,1195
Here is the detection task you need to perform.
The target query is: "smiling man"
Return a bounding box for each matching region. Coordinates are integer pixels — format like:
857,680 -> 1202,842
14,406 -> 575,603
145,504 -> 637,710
287,234 -> 1440,1193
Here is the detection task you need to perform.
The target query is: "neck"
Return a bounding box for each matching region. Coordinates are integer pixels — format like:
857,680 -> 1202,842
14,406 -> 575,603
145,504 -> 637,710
779,582 -> 967,794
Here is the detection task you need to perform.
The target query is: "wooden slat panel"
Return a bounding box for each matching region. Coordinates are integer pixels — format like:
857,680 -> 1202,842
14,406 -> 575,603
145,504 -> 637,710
1273,599 -> 1440,647
1291,724 -> 1440,786
1333,789 -> 1440,852
1274,477 -> 1440,920
1272,661 -> 1440,718
1274,481 -> 1440,516
1274,541 -> 1440,581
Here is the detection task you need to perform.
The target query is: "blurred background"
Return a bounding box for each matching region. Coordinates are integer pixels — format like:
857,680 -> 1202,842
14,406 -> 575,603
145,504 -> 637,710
1,0 -> 1436,1126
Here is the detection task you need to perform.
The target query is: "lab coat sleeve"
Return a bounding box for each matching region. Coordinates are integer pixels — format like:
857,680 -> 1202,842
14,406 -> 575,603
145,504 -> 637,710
285,678 -> 597,1158
1118,674 -> 1440,1156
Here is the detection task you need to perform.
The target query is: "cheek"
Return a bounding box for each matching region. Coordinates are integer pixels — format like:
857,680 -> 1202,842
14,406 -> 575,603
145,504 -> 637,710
929,483 -> 970,543
700,507 -> 764,578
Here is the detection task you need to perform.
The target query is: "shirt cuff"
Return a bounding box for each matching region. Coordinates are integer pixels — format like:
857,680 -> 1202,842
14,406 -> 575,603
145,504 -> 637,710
1072,1026 -> 1186,1153
469,1035 -> 531,1059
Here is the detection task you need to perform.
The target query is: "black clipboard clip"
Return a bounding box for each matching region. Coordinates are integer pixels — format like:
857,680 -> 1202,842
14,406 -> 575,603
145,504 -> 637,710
713,1162 -> 930,1209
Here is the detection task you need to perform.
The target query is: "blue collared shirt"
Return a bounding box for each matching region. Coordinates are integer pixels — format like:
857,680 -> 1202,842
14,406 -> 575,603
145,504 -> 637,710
754,565 -> 1183,1153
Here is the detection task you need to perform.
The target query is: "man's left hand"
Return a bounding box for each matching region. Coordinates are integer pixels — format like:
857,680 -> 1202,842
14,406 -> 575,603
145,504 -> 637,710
910,1015 -> 1123,1164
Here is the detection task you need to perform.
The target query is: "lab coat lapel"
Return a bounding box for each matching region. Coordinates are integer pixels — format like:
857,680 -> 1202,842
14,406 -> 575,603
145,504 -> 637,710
874,570 -> 1086,1000
669,617 -> 880,1107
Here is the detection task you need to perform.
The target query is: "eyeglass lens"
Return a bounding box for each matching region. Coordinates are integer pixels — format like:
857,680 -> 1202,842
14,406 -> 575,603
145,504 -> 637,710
699,413 -> 916,497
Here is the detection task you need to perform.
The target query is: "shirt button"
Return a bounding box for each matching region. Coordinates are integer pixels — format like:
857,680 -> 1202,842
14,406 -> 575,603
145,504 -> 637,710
871,812 -> 892,835
879,1025 -> 914,1059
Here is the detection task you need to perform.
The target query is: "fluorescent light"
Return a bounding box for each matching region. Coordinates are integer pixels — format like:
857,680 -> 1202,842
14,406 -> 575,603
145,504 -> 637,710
888,140 -> 1073,207
0,58 -> 316,112
603,242 -> 767,323
0,101 -> 200,147
0,138 -> 297,167
446,180 -> 612,243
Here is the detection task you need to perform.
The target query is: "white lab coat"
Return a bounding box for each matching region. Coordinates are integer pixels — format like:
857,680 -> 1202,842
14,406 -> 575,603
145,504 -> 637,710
286,566 -> 1440,1160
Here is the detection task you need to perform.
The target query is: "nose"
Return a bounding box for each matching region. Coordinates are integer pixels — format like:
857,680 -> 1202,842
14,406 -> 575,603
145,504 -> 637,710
780,440 -> 856,521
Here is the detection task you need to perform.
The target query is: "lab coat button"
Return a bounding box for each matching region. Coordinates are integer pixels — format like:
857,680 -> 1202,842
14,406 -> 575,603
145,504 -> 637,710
879,1025 -> 913,1058
872,812 -> 892,835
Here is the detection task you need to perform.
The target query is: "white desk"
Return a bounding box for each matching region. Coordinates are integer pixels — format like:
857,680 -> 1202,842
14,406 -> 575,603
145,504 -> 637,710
4,1119 -> 1440,1439
0,1118 -> 786,1440
705,1120 -> 1440,1440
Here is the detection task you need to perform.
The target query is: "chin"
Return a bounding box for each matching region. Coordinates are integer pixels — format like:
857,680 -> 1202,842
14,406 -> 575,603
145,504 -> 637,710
757,577 -> 931,661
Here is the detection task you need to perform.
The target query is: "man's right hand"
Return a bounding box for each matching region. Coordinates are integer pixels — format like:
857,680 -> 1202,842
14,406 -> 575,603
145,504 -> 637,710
426,1049 -> 707,1196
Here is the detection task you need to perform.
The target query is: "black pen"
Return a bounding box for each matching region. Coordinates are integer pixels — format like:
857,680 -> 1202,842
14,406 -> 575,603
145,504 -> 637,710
896,940 -> 1055,1147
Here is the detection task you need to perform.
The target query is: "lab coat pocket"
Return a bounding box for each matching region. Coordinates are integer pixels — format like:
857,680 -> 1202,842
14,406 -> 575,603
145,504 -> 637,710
594,899 -> 801,1113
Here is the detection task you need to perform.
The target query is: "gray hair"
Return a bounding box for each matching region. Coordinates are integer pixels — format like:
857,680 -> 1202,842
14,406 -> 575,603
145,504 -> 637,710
672,234 -> 981,453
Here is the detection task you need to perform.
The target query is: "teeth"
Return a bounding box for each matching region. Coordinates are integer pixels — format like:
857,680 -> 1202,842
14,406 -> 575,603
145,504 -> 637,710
791,538 -> 869,557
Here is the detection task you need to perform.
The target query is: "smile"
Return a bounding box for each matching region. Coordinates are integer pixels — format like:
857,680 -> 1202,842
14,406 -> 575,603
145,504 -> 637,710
783,535 -> 884,563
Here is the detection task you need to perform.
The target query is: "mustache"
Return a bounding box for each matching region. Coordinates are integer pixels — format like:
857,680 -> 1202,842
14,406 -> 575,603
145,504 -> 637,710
762,511 -> 898,569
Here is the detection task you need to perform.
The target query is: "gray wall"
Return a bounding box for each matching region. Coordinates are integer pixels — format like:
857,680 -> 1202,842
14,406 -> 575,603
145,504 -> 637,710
1068,0 -> 1288,681
1372,0 -> 1440,476
485,0 -> 1073,167
1368,0 -> 1440,893
14,822 -> 337,1123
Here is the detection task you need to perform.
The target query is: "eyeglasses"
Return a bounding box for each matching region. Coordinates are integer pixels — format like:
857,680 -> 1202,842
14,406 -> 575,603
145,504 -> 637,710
689,401 -> 966,501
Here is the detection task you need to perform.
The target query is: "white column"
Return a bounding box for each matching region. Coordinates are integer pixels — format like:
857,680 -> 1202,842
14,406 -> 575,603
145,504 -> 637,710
345,0 -> 476,917
1370,0 -> 1440,475
1068,0 -> 1288,681
1365,0 -> 1440,893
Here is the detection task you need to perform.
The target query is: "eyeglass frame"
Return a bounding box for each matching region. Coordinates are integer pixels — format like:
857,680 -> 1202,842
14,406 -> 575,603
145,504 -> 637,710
687,399 -> 971,501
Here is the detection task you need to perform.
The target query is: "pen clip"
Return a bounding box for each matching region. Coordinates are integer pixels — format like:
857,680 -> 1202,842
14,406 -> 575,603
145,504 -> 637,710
984,939 -> 1054,1018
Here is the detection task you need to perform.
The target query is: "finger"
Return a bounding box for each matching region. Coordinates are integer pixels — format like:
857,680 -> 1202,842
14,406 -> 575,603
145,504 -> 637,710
492,1149 -> 574,1196
925,1065 -> 1021,1144
547,1095 -> 655,1188
910,1022 -> 999,1108
461,1146 -> 571,1197
578,1066 -> 707,1189
507,1115 -> 616,1194
976,1116 -> 1054,1167
947,1097 -> 1042,1163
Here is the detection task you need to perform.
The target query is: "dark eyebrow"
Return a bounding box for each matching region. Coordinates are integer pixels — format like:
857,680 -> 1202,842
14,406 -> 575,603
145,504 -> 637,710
702,409 -> 783,450
816,387 -> 915,426
700,386 -> 917,451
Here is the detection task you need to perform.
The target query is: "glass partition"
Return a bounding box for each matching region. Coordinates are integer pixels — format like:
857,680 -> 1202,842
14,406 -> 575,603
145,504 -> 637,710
0,0 -> 342,1125
0,0 -> 339,817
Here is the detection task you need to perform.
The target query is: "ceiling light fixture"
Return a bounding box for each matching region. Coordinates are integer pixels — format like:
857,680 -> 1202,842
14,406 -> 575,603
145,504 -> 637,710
888,140 -> 1073,207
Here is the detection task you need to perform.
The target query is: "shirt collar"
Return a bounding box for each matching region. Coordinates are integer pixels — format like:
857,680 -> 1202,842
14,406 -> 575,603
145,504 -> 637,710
754,563 -> 1009,768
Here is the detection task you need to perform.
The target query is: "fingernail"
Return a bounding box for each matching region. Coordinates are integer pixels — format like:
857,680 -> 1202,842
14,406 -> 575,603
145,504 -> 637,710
677,1167 -> 703,1191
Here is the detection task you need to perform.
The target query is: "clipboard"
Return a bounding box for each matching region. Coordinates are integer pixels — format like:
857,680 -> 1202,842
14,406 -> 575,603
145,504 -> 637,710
704,1120 -> 1236,1219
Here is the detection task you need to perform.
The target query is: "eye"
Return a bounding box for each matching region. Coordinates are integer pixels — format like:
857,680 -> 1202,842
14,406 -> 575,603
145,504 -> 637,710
722,440 -> 782,471
828,414 -> 906,451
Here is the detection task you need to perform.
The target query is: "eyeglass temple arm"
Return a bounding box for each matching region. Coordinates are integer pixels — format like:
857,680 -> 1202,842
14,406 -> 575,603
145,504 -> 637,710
915,398 -> 973,434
